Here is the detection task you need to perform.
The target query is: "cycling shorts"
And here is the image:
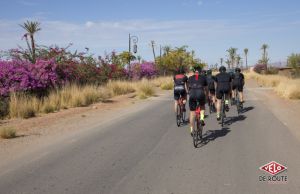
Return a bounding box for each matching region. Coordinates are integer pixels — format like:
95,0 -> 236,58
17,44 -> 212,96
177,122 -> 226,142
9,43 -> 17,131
189,89 -> 206,111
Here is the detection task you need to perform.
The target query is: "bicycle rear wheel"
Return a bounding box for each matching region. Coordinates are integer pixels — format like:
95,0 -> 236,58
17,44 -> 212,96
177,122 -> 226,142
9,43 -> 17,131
181,105 -> 186,123
193,119 -> 200,148
176,104 -> 181,127
198,121 -> 203,142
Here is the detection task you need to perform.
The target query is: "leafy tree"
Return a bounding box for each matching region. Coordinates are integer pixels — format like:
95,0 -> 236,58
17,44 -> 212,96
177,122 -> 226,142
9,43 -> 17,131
287,53 -> 300,75
157,45 -> 203,74
20,21 -> 41,63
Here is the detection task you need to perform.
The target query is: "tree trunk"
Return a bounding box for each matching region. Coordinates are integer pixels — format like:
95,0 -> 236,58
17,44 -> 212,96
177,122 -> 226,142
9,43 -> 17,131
30,35 -> 36,63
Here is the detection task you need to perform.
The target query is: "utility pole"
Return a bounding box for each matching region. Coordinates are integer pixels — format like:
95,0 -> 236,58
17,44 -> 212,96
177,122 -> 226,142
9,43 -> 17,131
151,40 -> 156,63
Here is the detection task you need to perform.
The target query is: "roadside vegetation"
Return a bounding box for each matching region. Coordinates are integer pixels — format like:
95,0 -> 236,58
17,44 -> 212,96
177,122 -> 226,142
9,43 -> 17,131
4,77 -> 172,120
245,71 -> 300,99
0,127 -> 17,139
0,20 -> 188,123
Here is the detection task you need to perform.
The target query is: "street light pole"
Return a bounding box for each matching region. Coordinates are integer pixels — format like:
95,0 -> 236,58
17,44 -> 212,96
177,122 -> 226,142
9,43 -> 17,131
128,34 -> 138,77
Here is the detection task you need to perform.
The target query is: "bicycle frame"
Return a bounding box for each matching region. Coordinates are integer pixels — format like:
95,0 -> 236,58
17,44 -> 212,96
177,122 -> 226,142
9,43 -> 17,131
176,96 -> 185,127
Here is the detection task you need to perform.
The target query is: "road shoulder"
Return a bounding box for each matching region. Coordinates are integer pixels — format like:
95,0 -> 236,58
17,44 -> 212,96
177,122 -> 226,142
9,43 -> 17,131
246,79 -> 300,141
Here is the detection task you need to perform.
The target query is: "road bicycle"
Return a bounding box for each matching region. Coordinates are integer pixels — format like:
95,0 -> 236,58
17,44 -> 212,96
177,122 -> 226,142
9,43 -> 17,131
220,92 -> 226,127
192,102 -> 203,148
176,96 -> 186,127
208,95 -> 215,114
234,89 -> 243,115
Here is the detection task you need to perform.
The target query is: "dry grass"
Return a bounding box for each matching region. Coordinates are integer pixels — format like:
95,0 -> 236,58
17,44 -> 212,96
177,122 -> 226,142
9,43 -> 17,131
136,79 -> 155,99
151,76 -> 173,90
106,80 -> 135,96
245,72 -> 300,99
9,84 -> 109,119
7,78 -> 162,119
9,93 -> 37,119
0,127 -> 17,139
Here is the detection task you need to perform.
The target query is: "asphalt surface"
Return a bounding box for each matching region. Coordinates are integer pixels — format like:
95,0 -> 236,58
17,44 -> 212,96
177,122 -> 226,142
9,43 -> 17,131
0,88 -> 300,194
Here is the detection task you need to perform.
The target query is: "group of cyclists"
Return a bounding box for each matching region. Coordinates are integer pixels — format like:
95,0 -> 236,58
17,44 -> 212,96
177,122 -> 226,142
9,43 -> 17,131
173,65 -> 245,135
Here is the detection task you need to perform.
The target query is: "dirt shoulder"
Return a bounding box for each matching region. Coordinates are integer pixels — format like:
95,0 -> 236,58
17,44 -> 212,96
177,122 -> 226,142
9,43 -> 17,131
246,79 -> 300,141
0,88 -> 169,163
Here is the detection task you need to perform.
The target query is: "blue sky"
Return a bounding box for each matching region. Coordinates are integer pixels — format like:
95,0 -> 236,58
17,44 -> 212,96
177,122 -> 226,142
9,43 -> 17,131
1,0 -> 300,66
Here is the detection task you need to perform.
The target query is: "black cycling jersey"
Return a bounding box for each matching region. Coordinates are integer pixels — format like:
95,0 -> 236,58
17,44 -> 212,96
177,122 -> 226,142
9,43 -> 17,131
215,72 -> 232,91
188,73 -> 207,90
232,72 -> 245,86
206,75 -> 215,90
173,74 -> 188,86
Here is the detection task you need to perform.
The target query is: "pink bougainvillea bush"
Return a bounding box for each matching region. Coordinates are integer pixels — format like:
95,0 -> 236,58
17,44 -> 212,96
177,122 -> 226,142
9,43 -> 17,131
0,59 -> 60,96
128,62 -> 157,80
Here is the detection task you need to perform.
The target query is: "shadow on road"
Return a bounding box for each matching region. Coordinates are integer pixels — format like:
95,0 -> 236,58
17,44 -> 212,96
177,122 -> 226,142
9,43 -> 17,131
224,115 -> 247,125
197,128 -> 231,148
241,106 -> 254,113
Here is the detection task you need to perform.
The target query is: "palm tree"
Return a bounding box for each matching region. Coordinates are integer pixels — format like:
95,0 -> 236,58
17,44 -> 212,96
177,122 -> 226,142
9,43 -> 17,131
226,47 -> 237,69
163,45 -> 171,56
225,59 -> 231,69
20,21 -> 41,63
235,55 -> 242,67
261,44 -> 269,65
244,48 -> 248,69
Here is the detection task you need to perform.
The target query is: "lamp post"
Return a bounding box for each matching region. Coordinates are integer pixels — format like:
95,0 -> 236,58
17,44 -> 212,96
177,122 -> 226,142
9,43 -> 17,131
128,34 -> 138,75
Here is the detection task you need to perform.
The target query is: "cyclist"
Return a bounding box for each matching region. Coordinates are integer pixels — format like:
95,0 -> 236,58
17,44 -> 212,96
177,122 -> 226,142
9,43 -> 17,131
173,66 -> 188,114
215,66 -> 232,121
187,65 -> 208,135
206,69 -> 216,111
232,67 -> 245,103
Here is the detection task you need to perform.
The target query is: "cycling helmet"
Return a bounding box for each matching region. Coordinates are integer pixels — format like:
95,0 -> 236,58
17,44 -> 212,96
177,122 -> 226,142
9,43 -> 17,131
235,67 -> 241,73
207,69 -> 212,75
219,66 -> 226,73
193,65 -> 202,73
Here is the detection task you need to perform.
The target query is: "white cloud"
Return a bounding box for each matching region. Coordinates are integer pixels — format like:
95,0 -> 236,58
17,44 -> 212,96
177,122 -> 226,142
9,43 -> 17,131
85,21 -> 95,28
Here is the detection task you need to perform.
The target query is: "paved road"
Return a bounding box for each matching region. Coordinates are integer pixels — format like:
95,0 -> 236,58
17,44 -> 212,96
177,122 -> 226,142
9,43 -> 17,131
0,88 -> 300,194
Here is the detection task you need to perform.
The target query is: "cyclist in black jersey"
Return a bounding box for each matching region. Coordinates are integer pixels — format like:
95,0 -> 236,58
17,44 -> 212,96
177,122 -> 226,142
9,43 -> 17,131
206,69 -> 216,110
173,66 -> 188,113
215,66 -> 232,121
232,67 -> 245,103
187,65 -> 208,135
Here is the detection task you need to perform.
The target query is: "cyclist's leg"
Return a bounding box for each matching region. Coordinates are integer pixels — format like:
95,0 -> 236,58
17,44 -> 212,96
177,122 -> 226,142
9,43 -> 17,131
238,84 -> 244,103
216,89 -> 222,120
197,89 -> 206,125
232,85 -> 236,100
189,91 -> 197,134
223,90 -> 230,112
182,90 -> 187,111
174,89 -> 180,113
211,89 -> 216,109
